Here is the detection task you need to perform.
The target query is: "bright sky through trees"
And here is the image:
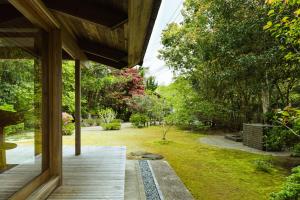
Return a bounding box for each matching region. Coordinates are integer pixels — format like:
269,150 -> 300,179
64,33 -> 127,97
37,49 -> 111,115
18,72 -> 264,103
143,0 -> 183,86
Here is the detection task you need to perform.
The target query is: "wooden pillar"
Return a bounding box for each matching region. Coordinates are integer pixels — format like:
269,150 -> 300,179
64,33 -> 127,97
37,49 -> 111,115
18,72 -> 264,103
75,59 -> 81,156
47,29 -> 62,184
0,127 -> 6,170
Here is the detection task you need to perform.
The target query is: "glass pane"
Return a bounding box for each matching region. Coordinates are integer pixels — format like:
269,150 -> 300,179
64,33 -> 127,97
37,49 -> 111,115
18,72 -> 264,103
0,17 -> 44,199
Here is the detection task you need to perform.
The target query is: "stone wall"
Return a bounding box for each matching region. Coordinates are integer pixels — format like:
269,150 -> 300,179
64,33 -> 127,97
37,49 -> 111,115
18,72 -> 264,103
243,124 -> 272,150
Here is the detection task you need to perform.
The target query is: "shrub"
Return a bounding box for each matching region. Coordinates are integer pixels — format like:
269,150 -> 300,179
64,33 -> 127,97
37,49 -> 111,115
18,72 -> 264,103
62,123 -> 74,135
270,166 -> 300,200
62,123 -> 75,135
98,108 -> 116,124
82,118 -> 95,127
292,143 -> 300,157
4,123 -> 24,136
101,121 -> 121,130
254,159 -> 273,173
130,113 -> 149,128
264,127 -> 286,151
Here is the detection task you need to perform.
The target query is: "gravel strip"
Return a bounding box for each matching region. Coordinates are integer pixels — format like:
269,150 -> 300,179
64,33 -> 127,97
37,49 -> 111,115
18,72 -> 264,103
139,160 -> 162,200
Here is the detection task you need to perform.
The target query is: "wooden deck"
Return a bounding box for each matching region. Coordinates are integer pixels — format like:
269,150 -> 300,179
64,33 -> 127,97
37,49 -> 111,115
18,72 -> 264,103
48,146 -> 126,200
0,156 -> 41,200
0,146 -> 126,200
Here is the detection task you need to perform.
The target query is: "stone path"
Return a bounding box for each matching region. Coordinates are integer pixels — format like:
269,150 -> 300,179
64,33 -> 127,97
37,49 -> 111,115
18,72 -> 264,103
199,135 -> 290,156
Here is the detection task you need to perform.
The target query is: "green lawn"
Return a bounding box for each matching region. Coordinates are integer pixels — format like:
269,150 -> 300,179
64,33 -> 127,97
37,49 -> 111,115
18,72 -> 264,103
62,126 -> 287,200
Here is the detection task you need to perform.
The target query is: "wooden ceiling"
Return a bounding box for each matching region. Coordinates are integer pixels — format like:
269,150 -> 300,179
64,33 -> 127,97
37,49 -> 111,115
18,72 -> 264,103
0,0 -> 161,68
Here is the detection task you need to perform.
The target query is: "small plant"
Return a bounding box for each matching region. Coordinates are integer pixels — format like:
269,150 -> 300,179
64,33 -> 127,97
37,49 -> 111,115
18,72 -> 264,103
270,166 -> 300,200
62,112 -> 75,135
98,108 -> 117,124
291,143 -> 300,157
101,119 -> 121,130
4,123 -> 24,136
62,123 -> 75,135
264,127 -> 285,152
254,159 -> 273,173
130,113 -> 149,128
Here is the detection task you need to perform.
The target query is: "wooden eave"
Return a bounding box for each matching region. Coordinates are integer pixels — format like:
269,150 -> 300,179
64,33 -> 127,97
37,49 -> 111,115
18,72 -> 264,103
1,0 -> 161,69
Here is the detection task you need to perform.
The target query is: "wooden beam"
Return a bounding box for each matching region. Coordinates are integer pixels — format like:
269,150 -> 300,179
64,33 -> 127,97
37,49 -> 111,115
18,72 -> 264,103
75,59 -> 81,156
47,29 -> 62,184
9,0 -> 87,61
0,32 -> 36,37
128,0 -> 160,67
44,0 -> 128,29
86,53 -> 127,69
10,170 -> 51,200
79,39 -> 127,62
0,47 -> 35,59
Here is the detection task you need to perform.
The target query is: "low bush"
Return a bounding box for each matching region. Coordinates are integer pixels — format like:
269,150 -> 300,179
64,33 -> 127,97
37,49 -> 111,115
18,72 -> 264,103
101,121 -> 121,130
98,108 -> 117,124
292,143 -> 300,157
264,127 -> 286,152
82,118 -> 95,127
4,123 -> 24,136
254,159 -> 273,173
270,166 -> 300,200
62,123 -> 75,135
130,114 -> 149,128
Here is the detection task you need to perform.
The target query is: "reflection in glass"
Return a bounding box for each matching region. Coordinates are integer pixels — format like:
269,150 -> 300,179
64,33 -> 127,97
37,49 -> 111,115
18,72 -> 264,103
0,45 -> 43,198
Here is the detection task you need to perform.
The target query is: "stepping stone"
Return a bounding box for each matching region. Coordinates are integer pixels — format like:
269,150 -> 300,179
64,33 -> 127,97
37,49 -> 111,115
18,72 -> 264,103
130,151 -> 164,160
142,154 -> 164,160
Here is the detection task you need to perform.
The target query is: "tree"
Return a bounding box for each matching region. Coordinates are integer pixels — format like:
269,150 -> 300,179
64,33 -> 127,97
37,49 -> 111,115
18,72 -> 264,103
265,0 -> 300,63
145,76 -> 158,92
81,64 -> 145,120
159,0 -> 300,130
62,61 -> 75,114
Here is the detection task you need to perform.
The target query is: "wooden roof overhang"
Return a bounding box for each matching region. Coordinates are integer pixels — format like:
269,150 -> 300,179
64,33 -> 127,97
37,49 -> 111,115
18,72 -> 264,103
0,0 -> 161,69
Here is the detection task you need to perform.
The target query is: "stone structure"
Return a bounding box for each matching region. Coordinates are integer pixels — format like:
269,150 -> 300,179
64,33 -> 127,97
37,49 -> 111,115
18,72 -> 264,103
242,123 -> 272,150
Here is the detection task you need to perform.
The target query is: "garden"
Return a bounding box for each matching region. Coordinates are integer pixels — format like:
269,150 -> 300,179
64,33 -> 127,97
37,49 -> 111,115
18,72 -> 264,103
1,0 -> 300,199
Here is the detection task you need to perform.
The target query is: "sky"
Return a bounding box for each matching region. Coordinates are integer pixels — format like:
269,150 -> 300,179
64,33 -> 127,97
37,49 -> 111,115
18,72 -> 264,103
143,0 -> 184,86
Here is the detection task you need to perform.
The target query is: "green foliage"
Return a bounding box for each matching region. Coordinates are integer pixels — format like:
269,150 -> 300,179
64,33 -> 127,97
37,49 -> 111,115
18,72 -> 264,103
0,104 -> 15,112
4,123 -> 24,136
265,0 -> 300,63
62,61 -> 75,114
292,143 -> 300,157
130,113 -> 149,128
81,63 -> 145,120
270,166 -> 300,200
145,76 -> 158,92
265,127 -> 286,151
159,0 -> 300,130
128,94 -> 167,124
101,120 -> 121,130
254,159 -> 274,173
82,118 -> 96,127
62,123 -> 75,136
158,78 -> 217,130
98,108 -> 117,124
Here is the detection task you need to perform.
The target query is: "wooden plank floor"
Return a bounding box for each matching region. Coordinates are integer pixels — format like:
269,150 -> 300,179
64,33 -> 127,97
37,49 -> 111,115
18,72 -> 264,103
0,157 -> 42,200
48,146 -> 126,200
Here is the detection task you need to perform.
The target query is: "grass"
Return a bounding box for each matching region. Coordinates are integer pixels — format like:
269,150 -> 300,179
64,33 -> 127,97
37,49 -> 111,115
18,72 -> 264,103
61,126 -> 287,200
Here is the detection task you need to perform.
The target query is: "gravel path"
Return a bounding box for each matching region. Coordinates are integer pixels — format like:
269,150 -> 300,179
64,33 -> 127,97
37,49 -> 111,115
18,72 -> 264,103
199,135 -> 290,156
139,160 -> 162,200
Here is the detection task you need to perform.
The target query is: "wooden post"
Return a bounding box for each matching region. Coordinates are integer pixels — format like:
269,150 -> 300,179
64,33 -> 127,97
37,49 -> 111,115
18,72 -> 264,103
47,29 -> 62,184
75,59 -> 81,155
0,127 -> 6,170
